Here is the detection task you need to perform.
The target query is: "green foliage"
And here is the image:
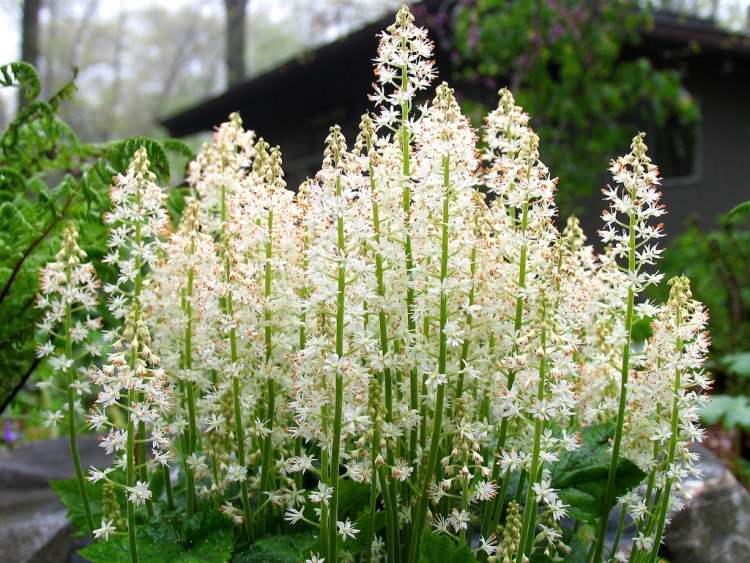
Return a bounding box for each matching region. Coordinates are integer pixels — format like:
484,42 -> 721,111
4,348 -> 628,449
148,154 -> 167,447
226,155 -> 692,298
233,532 -> 317,563
700,395 -> 750,431
630,315 -> 654,343
722,352 -> 750,379
0,62 -> 190,416
80,528 -> 233,563
454,0 -> 698,214
419,531 -> 476,562
0,62 -> 41,100
727,200 -> 750,221
552,423 -> 645,523
50,477 -> 106,536
654,216 -> 750,394
79,509 -> 234,562
106,137 -> 173,183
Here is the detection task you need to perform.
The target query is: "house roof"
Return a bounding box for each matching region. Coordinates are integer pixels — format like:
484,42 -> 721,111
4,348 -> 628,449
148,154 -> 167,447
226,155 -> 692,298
160,5 -> 750,138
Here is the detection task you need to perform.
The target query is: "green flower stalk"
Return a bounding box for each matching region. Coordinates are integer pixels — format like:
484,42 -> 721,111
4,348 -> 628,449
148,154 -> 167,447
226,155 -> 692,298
594,134 -> 665,562
480,91 -> 542,538
326,125 -> 348,562
99,148 -> 169,560
182,205 -> 200,514
515,306 -> 547,562
36,224 -> 100,533
355,114 -> 401,562
409,83 -> 460,561
257,145 -> 287,532
221,196 -> 253,537
148,201 -> 216,514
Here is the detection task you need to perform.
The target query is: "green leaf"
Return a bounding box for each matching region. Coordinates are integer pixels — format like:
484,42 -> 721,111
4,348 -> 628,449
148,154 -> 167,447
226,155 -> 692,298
350,508 -> 387,555
563,524 -> 597,563
0,61 -> 41,100
419,532 -> 475,563
161,138 -> 196,161
141,508 -> 233,547
630,316 -> 653,343
700,395 -> 750,430
0,166 -> 26,192
552,423 -> 645,525
337,480 -> 371,517
233,532 -> 317,563
722,352 -> 750,378
49,477 -> 104,536
48,72 -> 79,112
79,527 -> 233,563
107,137 -> 171,182
727,200 -> 750,222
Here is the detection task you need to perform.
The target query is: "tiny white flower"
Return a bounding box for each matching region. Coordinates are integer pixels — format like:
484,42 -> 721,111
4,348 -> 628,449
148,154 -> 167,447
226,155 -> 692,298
126,481 -> 152,506
336,518 -> 359,542
93,519 -> 116,541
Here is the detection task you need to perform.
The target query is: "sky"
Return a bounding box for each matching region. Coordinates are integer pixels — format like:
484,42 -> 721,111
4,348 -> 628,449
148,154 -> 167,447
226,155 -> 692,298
0,0 -> 330,121
0,0 -> 380,63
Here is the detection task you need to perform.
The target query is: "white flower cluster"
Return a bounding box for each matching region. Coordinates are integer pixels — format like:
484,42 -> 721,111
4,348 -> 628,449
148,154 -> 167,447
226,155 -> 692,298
36,6 -> 709,563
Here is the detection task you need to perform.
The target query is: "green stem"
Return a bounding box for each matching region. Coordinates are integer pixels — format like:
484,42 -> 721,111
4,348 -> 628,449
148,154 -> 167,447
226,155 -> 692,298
409,154 -> 451,561
459,453 -> 470,545
646,327 -> 684,563
628,443 -> 661,563
184,261 -> 197,515
377,465 -> 398,563
219,184 -> 252,538
64,260 -> 94,533
516,321 -> 547,562
259,210 -> 276,533
396,58 -> 418,474
126,385 -> 138,563
609,504 -> 627,562
594,210 -> 637,562
453,241 -> 476,408
483,199 -> 530,536
368,158 -> 401,562
185,381 -> 197,514
328,173 -> 346,561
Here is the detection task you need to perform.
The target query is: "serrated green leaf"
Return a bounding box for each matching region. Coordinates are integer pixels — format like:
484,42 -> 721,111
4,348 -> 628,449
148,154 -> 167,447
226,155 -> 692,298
0,61 -> 41,100
233,532 -> 317,563
700,394 -> 750,430
722,352 -> 750,378
552,423 -> 645,525
630,316 -> 653,343
49,477 -> 104,536
0,166 -> 26,192
563,524 -> 597,563
727,200 -> 750,222
337,479 -> 371,517
79,527 -> 233,563
107,137 -> 171,183
419,532 -> 475,563
161,138 -> 196,161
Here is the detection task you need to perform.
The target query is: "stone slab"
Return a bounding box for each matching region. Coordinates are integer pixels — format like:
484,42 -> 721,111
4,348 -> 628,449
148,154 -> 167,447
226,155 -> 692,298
0,436 -> 106,563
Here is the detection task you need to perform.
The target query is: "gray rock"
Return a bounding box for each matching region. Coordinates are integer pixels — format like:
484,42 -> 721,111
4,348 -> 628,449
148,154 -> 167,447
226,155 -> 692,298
664,444 -> 750,563
0,436 -> 108,490
0,436 -> 107,563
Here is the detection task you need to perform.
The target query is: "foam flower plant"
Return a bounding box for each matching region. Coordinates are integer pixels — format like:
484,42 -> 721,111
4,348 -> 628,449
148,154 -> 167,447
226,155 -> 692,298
37,6 -> 709,563
36,224 -> 102,533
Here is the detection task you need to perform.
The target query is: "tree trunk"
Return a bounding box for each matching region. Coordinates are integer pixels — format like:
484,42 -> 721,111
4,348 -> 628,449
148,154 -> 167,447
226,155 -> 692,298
20,0 -> 42,107
224,0 -> 247,87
